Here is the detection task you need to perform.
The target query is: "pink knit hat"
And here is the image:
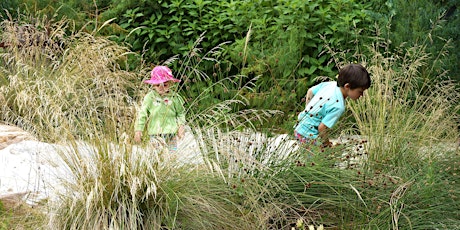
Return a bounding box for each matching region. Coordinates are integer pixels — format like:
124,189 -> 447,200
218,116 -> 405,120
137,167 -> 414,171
144,66 -> 180,85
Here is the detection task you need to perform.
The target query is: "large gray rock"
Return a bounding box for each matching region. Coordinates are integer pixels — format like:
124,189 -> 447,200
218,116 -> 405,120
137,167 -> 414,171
0,124 -> 35,150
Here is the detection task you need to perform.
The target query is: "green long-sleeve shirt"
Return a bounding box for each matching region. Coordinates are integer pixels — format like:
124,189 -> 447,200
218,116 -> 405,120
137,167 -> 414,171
134,91 -> 186,135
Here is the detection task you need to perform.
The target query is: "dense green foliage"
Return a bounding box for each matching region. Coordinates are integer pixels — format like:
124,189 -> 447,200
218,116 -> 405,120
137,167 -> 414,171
0,0 -> 20,19
367,0 -> 460,81
100,1 -> 237,61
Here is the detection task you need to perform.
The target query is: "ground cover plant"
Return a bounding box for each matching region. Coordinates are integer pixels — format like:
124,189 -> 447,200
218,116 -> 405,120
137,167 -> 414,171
1,11 -> 459,230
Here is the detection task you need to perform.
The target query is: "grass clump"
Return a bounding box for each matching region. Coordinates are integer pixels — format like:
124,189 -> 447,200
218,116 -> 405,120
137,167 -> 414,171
349,42 -> 459,169
0,13 -> 139,143
49,141 -> 269,229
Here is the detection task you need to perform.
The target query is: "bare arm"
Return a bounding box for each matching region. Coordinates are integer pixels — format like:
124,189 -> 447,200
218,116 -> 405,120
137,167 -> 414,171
318,123 -> 331,147
305,88 -> 314,109
177,125 -> 185,139
134,131 -> 142,143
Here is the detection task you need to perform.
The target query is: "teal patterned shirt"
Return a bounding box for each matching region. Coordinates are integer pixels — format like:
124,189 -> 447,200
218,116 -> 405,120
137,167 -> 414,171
295,81 -> 345,139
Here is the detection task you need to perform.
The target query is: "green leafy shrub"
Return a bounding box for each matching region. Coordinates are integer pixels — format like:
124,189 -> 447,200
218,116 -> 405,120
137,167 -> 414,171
100,0 -> 237,62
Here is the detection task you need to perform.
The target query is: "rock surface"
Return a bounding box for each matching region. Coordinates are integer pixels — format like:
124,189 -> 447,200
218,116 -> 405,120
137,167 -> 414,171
0,124 -> 36,150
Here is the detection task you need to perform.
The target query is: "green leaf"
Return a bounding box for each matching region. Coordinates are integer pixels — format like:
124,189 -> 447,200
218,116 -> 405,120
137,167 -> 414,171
155,37 -> 166,43
306,66 -> 318,75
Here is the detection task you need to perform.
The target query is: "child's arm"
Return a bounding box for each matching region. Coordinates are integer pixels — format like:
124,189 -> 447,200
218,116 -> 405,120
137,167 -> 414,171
133,93 -> 152,144
305,88 -> 314,109
318,123 -> 332,147
175,94 -> 187,139
177,125 -> 185,139
134,131 -> 142,143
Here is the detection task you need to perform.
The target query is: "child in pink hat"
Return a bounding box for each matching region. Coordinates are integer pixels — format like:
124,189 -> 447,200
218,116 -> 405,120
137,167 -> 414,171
134,66 -> 186,151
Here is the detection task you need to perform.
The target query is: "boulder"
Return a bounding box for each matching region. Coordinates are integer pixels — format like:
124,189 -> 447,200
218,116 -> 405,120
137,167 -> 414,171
0,124 -> 36,150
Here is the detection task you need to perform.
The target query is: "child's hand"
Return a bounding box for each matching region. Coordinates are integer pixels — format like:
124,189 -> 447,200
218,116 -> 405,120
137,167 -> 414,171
177,125 -> 185,139
134,131 -> 142,143
320,140 -> 332,149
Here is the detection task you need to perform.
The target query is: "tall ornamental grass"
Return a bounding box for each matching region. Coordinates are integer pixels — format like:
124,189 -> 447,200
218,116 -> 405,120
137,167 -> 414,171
49,140 -> 273,229
0,14 -> 139,143
348,42 -> 459,169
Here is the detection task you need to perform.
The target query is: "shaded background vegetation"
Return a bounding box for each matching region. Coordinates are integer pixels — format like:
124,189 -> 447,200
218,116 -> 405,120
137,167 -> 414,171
1,0 -> 458,131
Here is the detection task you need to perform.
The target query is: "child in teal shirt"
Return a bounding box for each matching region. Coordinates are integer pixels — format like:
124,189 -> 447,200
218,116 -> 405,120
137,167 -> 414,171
294,64 -> 371,147
134,66 -> 186,150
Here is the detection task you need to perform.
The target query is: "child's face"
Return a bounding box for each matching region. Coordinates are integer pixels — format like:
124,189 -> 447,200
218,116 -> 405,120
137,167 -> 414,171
347,87 -> 366,100
153,81 -> 173,95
